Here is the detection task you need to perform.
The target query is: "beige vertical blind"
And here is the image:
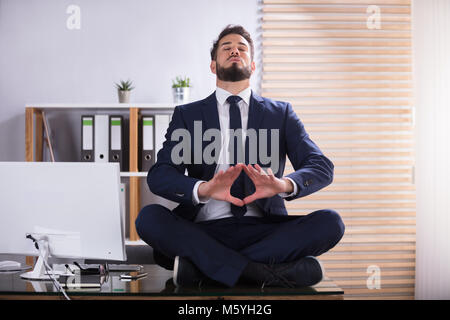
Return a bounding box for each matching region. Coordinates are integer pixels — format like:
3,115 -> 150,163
262,0 -> 415,299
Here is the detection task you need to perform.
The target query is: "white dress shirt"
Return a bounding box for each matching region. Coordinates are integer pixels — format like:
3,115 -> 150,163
192,87 -> 298,222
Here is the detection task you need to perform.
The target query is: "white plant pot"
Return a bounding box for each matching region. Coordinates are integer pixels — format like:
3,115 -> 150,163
118,90 -> 130,103
173,87 -> 190,104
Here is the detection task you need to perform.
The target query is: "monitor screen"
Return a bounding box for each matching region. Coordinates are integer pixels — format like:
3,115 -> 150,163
0,162 -> 126,262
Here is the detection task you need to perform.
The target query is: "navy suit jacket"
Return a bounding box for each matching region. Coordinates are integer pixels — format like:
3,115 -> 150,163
147,91 -> 334,221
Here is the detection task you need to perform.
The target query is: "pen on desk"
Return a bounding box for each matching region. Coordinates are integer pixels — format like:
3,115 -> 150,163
120,272 -> 148,281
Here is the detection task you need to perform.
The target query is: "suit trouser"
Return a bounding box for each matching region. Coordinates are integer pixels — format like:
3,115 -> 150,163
135,204 -> 345,287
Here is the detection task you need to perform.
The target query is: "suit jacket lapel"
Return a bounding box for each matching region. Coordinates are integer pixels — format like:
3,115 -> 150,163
246,91 -> 265,134
200,92 -> 220,180
244,92 -> 266,210
201,91 -> 220,131
245,91 -> 265,165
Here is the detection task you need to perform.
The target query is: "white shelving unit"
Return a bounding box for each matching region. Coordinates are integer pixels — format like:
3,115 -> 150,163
120,172 -> 148,177
25,103 -> 175,242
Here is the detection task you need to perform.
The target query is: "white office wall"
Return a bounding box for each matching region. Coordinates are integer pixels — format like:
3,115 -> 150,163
413,0 -> 450,300
0,0 -> 261,161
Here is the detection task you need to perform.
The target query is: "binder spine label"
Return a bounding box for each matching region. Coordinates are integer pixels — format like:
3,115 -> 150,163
82,118 -> 93,150
111,118 -> 121,150
143,118 -> 154,150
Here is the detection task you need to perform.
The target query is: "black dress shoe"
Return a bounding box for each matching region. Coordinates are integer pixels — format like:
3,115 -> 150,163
173,256 -> 206,287
261,256 -> 324,288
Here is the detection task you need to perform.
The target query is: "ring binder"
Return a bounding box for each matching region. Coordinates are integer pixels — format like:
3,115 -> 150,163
141,116 -> 155,172
94,115 -> 109,163
109,115 -> 124,170
81,116 -> 94,162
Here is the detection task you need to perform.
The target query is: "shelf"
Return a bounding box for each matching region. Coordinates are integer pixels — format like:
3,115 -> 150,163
25,105 -> 174,242
120,172 -> 148,177
25,103 -> 177,109
125,239 -> 147,246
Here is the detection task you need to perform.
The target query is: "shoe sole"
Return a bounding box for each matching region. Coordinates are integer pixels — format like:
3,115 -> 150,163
173,256 -> 180,287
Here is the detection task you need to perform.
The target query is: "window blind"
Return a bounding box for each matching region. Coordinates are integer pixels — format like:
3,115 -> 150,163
262,0 -> 415,299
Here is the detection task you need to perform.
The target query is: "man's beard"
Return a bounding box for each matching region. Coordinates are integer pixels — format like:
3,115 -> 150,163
216,60 -> 252,82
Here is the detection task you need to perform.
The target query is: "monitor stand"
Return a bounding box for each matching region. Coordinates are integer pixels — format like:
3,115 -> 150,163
21,237 -> 61,281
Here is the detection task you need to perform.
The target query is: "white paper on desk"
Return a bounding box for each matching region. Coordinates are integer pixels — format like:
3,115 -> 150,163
32,226 -> 82,258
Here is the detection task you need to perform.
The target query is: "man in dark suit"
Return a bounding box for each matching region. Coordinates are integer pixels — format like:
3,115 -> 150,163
135,25 -> 345,288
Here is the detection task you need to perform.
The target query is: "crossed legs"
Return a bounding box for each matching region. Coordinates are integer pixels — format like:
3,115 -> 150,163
135,204 -> 345,287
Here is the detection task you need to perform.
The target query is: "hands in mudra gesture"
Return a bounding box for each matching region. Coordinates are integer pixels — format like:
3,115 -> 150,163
197,163 -> 294,206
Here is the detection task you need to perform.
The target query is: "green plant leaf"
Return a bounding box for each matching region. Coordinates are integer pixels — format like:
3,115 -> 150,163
116,79 -> 134,91
172,75 -> 191,88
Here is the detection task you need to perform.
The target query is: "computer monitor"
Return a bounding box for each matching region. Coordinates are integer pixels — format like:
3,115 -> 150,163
0,162 -> 126,280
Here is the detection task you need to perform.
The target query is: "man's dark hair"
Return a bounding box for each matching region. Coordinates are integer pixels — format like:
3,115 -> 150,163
210,25 -> 254,62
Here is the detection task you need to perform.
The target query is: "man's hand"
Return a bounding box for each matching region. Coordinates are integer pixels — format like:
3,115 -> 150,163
242,163 -> 293,205
197,163 -> 246,207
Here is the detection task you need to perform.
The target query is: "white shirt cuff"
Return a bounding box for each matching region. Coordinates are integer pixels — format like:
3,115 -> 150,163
278,177 -> 298,198
192,180 -> 210,205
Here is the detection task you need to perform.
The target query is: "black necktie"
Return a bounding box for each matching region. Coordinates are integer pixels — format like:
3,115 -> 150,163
227,95 -> 247,217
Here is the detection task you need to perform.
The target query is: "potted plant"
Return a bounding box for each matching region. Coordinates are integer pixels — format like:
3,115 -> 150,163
172,76 -> 191,104
115,79 -> 134,103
